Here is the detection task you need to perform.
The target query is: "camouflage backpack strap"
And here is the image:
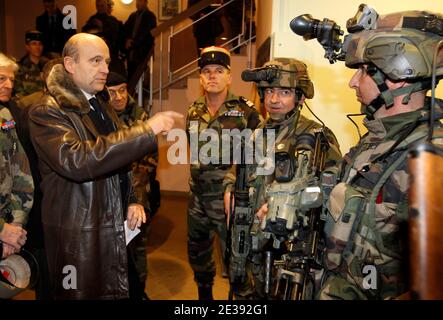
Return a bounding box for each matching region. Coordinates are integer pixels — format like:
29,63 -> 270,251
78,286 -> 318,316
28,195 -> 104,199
356,150 -> 409,260
365,124 -> 443,258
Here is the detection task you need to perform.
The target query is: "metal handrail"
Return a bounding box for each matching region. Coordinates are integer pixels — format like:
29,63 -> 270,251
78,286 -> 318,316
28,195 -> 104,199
167,0 -> 237,81
151,0 -> 213,38
137,0 -> 255,112
153,35 -> 256,95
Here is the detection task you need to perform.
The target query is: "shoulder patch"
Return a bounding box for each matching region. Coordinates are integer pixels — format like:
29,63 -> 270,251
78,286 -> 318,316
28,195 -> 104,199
239,96 -> 255,109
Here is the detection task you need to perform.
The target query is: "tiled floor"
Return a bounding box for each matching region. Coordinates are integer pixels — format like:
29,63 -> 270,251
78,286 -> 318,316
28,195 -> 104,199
13,192 -> 230,300
145,192 -> 229,300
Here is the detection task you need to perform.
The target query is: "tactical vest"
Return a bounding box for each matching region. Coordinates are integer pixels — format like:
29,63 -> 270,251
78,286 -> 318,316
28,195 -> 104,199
323,122 -> 443,299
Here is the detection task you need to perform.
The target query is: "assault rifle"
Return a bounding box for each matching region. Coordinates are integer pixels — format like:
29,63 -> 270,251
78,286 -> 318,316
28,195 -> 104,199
226,140 -> 254,300
262,131 -> 330,299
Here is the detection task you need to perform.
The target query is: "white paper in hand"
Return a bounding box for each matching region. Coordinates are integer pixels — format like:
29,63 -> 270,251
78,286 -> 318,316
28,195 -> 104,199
124,220 -> 141,245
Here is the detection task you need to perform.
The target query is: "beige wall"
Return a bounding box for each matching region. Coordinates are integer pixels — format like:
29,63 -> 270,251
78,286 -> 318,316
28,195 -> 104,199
255,0 -> 272,52
258,0 -> 443,155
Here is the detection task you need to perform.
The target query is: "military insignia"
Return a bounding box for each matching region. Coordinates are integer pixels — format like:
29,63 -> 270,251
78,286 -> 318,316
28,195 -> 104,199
240,96 -> 255,108
1,120 -> 16,131
224,110 -> 244,117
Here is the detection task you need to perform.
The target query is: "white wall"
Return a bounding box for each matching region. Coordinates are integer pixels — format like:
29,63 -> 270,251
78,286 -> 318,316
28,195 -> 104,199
264,0 -> 443,154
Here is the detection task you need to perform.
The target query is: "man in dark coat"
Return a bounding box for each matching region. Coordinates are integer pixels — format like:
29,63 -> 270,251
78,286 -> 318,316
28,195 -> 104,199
28,33 -> 182,299
188,0 -> 224,56
35,0 -> 76,56
123,0 -> 157,81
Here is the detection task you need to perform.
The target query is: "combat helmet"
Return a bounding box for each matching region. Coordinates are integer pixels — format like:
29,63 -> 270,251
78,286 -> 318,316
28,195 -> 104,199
344,5 -> 443,114
256,58 -> 314,99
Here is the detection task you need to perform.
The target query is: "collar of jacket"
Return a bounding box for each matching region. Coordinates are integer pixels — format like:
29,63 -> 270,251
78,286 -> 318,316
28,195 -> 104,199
363,98 -> 443,142
194,90 -> 239,109
46,64 -> 110,115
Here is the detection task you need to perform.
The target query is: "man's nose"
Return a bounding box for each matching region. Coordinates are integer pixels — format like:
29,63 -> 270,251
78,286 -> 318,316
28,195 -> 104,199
269,91 -> 280,103
208,70 -> 218,78
100,62 -> 109,74
349,70 -> 360,89
4,78 -> 13,89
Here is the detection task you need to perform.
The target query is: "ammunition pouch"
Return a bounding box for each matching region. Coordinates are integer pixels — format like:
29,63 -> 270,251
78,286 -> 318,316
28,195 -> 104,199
323,182 -> 366,270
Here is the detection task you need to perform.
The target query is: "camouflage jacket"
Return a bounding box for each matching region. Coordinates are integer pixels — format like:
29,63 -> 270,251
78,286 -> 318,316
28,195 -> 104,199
0,103 -> 34,231
116,95 -> 158,212
186,91 -> 262,194
224,110 -> 342,211
322,101 -> 443,300
14,55 -> 48,98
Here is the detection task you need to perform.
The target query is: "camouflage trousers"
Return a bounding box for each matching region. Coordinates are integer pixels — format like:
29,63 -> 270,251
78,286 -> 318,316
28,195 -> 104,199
187,190 -> 227,285
317,272 -> 369,300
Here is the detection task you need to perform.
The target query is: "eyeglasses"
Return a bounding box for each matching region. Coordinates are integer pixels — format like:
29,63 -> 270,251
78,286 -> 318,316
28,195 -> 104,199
108,86 -> 127,99
263,88 -> 295,98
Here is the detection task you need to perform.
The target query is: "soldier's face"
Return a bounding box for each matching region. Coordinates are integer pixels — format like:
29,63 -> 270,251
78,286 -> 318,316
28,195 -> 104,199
26,41 -> 43,59
64,38 -> 110,95
0,67 -> 15,103
264,88 -> 298,116
349,65 -> 380,109
108,83 -> 128,112
200,65 -> 231,95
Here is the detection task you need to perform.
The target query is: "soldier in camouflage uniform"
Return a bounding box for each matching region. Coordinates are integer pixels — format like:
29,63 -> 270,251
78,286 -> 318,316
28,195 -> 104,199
224,58 -> 341,299
0,53 -> 33,259
186,46 -> 262,300
14,31 -> 49,98
317,6 -> 443,300
107,71 -> 159,299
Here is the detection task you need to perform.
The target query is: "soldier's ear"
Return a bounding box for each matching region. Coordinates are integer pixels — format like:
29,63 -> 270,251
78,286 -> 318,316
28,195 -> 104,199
298,95 -> 306,106
386,78 -> 407,90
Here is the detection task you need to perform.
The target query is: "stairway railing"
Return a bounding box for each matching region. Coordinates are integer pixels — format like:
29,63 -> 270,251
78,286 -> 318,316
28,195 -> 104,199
131,0 -> 256,114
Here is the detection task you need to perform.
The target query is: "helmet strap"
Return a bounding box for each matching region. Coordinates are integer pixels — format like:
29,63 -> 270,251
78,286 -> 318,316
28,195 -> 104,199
364,68 -> 433,119
363,69 -> 392,119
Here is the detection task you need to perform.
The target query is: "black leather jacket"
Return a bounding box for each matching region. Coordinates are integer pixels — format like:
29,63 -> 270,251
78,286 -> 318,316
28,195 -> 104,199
28,64 -> 157,299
